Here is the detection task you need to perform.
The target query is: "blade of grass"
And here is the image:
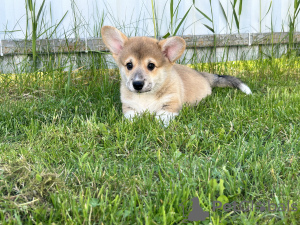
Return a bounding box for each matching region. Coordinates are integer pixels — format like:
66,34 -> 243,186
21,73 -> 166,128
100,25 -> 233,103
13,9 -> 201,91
203,24 -> 215,33
36,0 -> 46,22
37,11 -> 68,39
194,6 -> 213,22
170,0 -> 173,34
25,0 -> 46,72
261,1 -> 273,22
173,6 -> 192,36
151,0 -> 156,39
238,0 -> 243,16
219,1 -> 230,28
231,1 -> 240,31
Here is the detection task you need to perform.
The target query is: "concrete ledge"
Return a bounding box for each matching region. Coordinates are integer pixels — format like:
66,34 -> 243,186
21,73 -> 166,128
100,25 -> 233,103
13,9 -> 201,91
184,32 -> 300,48
1,32 -> 299,55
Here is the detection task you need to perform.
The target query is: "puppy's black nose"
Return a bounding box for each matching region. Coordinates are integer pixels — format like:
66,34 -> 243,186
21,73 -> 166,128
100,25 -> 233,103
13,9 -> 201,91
132,81 -> 144,91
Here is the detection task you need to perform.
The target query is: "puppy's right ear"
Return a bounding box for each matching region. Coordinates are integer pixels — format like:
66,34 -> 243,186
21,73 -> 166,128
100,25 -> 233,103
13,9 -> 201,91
101,26 -> 128,57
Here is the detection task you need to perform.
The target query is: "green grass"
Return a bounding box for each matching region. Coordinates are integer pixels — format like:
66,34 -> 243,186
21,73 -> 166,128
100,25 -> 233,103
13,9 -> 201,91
0,56 -> 300,224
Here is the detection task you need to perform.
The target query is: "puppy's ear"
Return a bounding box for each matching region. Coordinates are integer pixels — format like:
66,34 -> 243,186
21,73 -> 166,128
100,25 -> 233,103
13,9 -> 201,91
101,26 -> 128,56
159,36 -> 186,63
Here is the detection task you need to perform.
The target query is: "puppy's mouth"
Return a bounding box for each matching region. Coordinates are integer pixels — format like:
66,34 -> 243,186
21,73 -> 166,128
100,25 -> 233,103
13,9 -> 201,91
136,88 -> 151,93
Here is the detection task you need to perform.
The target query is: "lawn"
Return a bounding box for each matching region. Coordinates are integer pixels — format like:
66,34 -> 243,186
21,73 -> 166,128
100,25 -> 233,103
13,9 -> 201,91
0,56 -> 299,224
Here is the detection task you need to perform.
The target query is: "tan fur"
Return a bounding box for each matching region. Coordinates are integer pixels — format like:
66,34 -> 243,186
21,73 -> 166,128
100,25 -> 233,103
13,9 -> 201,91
101,26 -> 250,126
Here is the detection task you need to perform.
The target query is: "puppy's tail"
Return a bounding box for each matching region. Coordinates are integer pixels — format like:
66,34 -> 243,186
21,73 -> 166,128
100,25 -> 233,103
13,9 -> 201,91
201,72 -> 252,95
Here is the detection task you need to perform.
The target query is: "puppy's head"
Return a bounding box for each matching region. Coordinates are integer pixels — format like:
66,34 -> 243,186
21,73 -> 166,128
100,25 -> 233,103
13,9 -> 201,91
101,26 -> 186,93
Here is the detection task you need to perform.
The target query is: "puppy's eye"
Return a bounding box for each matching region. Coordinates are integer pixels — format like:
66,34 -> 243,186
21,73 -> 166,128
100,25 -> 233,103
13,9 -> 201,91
147,63 -> 155,71
126,62 -> 133,70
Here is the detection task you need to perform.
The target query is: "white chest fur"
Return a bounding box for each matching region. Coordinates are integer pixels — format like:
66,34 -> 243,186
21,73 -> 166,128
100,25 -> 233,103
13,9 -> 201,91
121,92 -> 173,113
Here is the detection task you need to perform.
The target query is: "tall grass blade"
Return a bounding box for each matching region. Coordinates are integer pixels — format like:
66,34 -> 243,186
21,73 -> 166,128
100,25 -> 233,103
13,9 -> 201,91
173,6 -> 192,36
37,11 -> 68,39
151,0 -> 156,39
36,0 -> 46,22
26,0 -> 33,11
173,0 -> 182,21
261,1 -> 272,22
238,0 -> 243,16
231,1 -> 240,30
194,6 -> 213,22
219,1 -> 230,27
288,0 -> 300,55
163,32 -> 170,38
25,0 -> 46,72
170,0 -> 174,34
203,24 -> 215,33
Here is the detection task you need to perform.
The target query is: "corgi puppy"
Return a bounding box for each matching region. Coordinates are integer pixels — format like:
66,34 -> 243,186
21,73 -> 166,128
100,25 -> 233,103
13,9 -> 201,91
101,26 -> 252,126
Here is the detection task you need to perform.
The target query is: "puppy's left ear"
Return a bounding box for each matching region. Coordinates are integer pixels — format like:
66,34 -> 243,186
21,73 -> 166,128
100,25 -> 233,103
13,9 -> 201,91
159,36 -> 186,63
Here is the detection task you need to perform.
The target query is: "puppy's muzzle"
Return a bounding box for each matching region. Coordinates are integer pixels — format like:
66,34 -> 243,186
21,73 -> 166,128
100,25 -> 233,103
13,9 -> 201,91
132,71 -> 145,91
132,80 -> 144,91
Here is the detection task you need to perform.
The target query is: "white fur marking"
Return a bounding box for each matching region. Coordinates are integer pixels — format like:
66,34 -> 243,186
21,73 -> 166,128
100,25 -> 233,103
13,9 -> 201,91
124,111 -> 138,121
155,111 -> 179,127
239,83 -> 252,95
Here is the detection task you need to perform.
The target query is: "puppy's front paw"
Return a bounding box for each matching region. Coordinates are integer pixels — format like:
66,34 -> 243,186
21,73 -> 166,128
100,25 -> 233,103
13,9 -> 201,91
155,111 -> 178,127
124,111 -> 137,121
156,114 -> 171,127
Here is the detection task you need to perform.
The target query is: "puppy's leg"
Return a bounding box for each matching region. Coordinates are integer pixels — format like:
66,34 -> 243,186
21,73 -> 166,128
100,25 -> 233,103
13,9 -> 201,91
122,104 -> 138,121
155,111 -> 179,127
124,111 -> 138,120
155,99 -> 181,127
